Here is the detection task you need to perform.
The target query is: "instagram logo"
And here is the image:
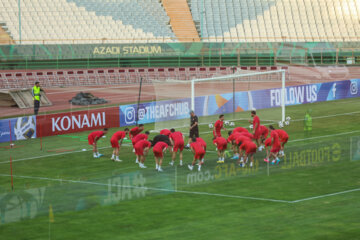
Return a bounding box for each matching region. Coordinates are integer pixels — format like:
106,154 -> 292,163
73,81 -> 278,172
125,107 -> 136,124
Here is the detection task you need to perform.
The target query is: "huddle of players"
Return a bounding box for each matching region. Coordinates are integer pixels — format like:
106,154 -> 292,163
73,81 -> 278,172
211,111 -> 289,167
87,110 -> 289,171
87,122 -> 207,172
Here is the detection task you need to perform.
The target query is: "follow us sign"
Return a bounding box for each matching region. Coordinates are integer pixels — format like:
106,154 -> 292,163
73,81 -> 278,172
119,99 -> 191,127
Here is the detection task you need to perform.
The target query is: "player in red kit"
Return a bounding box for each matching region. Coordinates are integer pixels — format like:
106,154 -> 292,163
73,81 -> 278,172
110,128 -> 129,162
190,137 -> 207,163
274,128 -> 289,156
129,124 -> 144,139
88,128 -> 108,158
188,137 -> 206,171
235,134 -> 253,164
132,131 -> 150,163
264,137 -> 272,160
227,131 -> 242,160
233,127 -> 248,134
213,137 -> 228,163
258,125 -> 269,151
213,114 -> 226,138
249,110 -> 261,149
160,129 -> 171,137
264,126 -> 281,164
238,140 -> 257,167
134,140 -> 151,168
152,141 -> 169,172
169,128 -> 184,166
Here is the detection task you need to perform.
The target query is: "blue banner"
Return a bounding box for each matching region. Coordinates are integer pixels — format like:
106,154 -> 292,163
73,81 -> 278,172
120,99 -> 191,127
119,79 -> 360,126
196,79 -> 360,116
0,116 -> 37,143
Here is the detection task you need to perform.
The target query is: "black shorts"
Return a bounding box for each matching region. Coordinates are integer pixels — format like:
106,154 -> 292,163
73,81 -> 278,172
189,128 -> 199,138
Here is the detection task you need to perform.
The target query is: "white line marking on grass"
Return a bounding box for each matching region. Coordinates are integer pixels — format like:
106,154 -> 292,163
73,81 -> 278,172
0,174 -> 291,204
289,130 -> 360,143
291,188 -> 360,203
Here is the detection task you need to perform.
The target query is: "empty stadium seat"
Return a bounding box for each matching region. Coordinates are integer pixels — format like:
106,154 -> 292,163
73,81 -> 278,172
0,0 -> 176,44
189,0 -> 360,42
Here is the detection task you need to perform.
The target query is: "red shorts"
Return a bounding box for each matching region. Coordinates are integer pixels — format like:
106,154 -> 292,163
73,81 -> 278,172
265,138 -> 272,147
253,129 -> 261,140
245,146 -> 257,155
88,136 -> 95,145
111,139 -> 119,148
217,143 -> 227,151
173,142 -> 184,153
135,147 -> 145,156
153,149 -> 163,158
271,144 -> 281,153
280,137 -> 288,144
213,130 -> 221,137
194,152 -> 205,160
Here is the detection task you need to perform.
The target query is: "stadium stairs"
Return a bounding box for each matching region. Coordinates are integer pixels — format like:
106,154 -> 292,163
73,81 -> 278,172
0,24 -> 14,44
162,0 -> 200,42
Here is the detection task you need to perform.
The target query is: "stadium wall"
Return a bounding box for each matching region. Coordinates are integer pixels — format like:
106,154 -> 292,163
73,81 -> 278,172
0,79 -> 359,142
1,42 -> 359,70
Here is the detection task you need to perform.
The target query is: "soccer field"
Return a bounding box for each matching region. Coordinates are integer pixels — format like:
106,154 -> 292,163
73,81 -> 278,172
0,98 -> 360,240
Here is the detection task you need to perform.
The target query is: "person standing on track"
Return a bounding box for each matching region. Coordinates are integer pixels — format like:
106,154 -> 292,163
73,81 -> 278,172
32,81 -> 45,115
186,110 -> 199,148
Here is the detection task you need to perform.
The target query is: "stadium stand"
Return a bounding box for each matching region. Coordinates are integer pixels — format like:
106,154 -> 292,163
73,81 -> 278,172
1,0 -> 360,44
189,0 -> 360,42
0,0 -> 176,44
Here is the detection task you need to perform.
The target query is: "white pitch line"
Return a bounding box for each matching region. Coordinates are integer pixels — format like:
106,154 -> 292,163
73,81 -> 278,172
289,130 -> 360,143
0,174 -> 291,203
291,188 -> 360,203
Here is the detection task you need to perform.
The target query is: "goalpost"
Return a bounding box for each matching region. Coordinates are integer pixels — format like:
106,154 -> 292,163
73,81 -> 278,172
152,68 -> 287,132
190,69 -> 287,123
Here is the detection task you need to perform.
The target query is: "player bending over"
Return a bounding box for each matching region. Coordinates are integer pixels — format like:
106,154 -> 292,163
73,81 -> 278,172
238,140 -> 257,167
235,134 -> 253,164
190,137 -> 207,163
213,136 -> 228,163
88,128 -> 108,158
232,126 -> 248,134
263,137 -> 273,160
152,141 -> 169,172
110,128 -> 129,162
160,129 -> 171,137
249,111 -> 261,148
213,114 -> 226,138
264,125 -> 281,165
272,127 -> 289,156
227,131 -> 242,159
257,125 -> 269,151
188,137 -> 206,172
169,128 -> 184,166
134,140 -> 152,168
129,124 -> 144,140
132,131 -> 150,163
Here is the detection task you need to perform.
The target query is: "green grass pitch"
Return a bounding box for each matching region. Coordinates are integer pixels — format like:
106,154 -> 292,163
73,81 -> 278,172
0,98 -> 359,240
